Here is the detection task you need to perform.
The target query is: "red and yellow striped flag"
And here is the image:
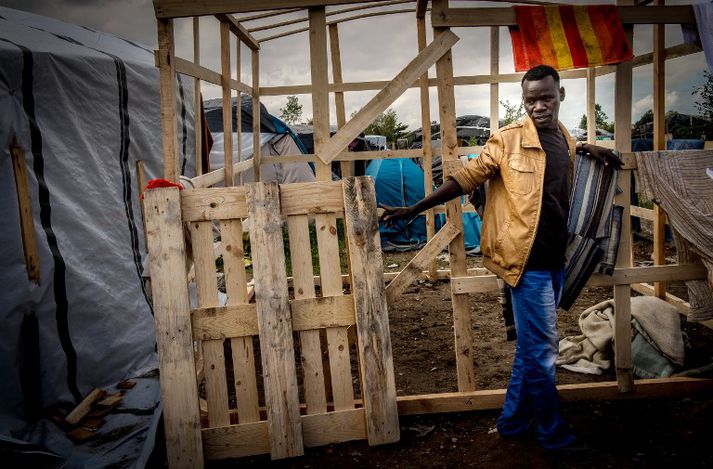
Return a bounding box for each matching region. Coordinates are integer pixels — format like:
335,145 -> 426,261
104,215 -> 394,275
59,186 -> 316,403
509,5 -> 633,72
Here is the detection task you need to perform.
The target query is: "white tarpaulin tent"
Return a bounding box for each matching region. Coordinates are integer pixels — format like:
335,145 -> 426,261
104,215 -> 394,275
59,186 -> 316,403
0,7 -> 195,466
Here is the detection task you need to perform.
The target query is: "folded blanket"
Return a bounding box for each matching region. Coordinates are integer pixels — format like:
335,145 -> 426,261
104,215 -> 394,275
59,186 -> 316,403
558,296 -> 685,376
509,5 -> 633,72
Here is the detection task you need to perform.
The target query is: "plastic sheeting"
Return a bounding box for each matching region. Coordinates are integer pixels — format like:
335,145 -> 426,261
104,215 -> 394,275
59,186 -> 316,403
0,7 -> 195,466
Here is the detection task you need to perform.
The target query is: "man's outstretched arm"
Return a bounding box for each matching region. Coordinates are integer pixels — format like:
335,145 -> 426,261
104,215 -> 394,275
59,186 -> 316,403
380,178 -> 464,224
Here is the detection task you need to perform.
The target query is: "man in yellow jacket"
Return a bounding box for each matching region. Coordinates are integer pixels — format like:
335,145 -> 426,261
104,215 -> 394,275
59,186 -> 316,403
382,64 -> 619,451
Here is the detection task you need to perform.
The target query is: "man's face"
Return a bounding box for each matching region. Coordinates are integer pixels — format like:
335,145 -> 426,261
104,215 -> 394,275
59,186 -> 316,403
521,75 -> 565,130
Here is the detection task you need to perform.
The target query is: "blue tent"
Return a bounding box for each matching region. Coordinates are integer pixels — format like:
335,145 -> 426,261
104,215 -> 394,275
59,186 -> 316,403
366,158 -> 482,253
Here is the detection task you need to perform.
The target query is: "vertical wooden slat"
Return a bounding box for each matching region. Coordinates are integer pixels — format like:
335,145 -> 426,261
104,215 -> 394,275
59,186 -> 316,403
432,0 -> 475,392
316,213 -> 355,411
309,6 -> 332,182
343,177 -> 400,445
236,41 -> 243,185
489,26 -> 499,133
220,21 -> 233,186
9,138 -> 40,284
329,23 -> 351,179
586,68 -> 596,144
144,188 -> 204,468
157,19 -> 179,182
417,14 -> 436,280
247,182 -> 304,460
190,220 -> 230,427
220,219 -> 260,423
287,215 -> 328,414
653,0 -> 667,299
252,49 -> 261,182
614,0 -> 635,393
193,17 -> 202,176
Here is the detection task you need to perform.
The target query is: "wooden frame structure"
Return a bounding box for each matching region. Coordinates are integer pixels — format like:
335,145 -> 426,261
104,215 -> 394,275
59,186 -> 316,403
150,1 -> 713,466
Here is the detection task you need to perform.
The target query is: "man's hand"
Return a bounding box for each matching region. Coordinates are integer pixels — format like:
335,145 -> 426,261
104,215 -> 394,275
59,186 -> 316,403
379,204 -> 414,228
577,142 -> 623,169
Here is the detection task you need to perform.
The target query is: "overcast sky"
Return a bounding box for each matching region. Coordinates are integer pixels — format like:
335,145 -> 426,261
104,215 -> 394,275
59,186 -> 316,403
2,0 -> 708,131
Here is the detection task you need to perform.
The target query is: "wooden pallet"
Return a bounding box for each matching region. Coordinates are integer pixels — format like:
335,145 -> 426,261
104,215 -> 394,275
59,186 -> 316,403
145,177 -> 399,468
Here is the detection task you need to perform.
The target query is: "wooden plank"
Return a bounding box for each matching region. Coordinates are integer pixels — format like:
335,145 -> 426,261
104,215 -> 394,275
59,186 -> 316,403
315,211 -> 355,412
189,158 -> 254,188
397,377 -> 713,415
220,21 -> 233,187
247,182 -> 304,459
309,6 -> 332,181
329,23 -> 351,179
193,17 -> 202,176
157,19 -> 179,182
291,295 -> 356,330
279,181 -> 344,215
385,222 -> 461,304
202,421 -> 270,460
316,30 -> 459,165
159,54 -> 253,94
343,177 -> 400,445
614,6 -> 634,393
287,215 -> 327,415
154,0 -> 391,18
236,40 -> 243,185
192,304 -> 258,339
302,408 -> 367,447
181,187 -> 249,222
416,0 -> 428,18
144,187 -> 204,468
430,5 -> 695,27
65,388 -> 105,425
587,68 -> 596,144
215,13 -> 260,50
251,50 -> 261,182
9,138 -> 40,284
220,218 -> 260,424
190,220 -> 231,428
653,4 -> 667,299
489,26 -> 499,133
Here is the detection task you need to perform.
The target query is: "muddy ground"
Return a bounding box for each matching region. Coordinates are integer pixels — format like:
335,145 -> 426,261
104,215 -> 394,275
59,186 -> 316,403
162,232 -> 713,468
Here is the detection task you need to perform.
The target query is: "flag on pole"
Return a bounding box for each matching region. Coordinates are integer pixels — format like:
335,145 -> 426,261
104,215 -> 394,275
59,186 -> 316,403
509,5 -> 633,72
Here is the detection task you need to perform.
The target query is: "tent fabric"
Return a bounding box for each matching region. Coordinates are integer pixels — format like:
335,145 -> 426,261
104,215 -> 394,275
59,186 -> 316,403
366,158 -> 481,253
0,7 -> 194,466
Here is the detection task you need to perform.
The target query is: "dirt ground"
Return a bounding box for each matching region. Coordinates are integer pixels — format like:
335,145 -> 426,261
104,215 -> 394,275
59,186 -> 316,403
170,232 -> 713,468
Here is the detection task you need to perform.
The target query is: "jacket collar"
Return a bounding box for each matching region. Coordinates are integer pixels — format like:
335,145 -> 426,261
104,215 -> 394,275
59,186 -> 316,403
521,115 -> 572,149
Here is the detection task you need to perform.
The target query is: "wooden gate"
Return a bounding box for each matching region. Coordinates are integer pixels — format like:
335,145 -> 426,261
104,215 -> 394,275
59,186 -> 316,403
144,177 -> 399,468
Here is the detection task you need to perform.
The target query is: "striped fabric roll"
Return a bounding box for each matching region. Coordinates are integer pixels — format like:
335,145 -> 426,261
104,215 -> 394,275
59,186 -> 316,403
509,5 -> 633,72
560,153 -> 621,310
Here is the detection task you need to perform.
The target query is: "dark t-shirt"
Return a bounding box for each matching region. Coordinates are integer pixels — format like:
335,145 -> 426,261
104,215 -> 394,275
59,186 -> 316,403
525,127 -> 570,271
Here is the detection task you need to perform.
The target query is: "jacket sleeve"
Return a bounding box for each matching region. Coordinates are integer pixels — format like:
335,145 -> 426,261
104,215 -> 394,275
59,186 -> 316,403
450,131 -> 503,194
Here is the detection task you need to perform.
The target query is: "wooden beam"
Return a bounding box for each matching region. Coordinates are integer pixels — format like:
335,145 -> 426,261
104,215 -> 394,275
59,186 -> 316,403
251,49 -> 261,182
317,30 -> 459,164
154,0 -> 392,18
653,0 -> 667,299
157,19 -> 179,182
9,138 -> 40,284
192,18 -> 202,176
247,182 -> 304,460
587,67 -> 596,144
309,6 -> 332,181
238,8 -> 301,23
489,26 -> 499,133
160,54 -> 252,94
181,187 -> 249,222
386,222 -> 461,304
416,0 -> 428,18
279,181 -> 344,215
343,177 -> 400,445
430,5 -> 695,27
215,13 -> 259,50
220,21 -> 233,187
329,23 -> 351,178
144,187 -> 204,468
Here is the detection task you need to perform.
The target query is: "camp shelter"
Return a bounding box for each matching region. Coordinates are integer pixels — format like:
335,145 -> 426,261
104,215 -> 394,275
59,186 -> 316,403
0,7 -> 196,466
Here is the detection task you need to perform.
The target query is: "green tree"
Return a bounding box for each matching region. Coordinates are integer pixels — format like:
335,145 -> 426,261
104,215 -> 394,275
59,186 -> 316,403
279,95 -> 303,125
501,99 -> 525,126
363,108 -> 409,146
693,71 -> 713,122
579,103 -> 611,131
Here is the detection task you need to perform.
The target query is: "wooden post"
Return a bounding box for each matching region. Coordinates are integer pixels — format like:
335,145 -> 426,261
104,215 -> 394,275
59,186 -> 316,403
489,26 -> 499,133
614,0 -> 635,393
309,6 -> 332,181
220,21 -> 233,186
653,0 -> 667,299
247,182 -> 304,460
252,49 -> 261,182
343,177 -> 400,445
157,19 -> 179,182
417,14 -> 437,279
432,0 -> 475,392
144,187 -> 204,468
329,23 -> 351,179
10,137 -> 40,284
236,40 -> 242,185
193,17 -> 202,176
587,67 -> 596,144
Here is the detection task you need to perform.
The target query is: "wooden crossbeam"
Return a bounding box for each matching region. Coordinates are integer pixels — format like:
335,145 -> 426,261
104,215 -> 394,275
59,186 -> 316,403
215,13 -> 259,50
385,222 -> 461,304
154,0 -> 392,18
315,30 -> 459,165
9,137 -> 40,284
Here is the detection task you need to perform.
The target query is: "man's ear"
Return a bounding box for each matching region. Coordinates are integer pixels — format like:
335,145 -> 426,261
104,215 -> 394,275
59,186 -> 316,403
559,86 -> 566,102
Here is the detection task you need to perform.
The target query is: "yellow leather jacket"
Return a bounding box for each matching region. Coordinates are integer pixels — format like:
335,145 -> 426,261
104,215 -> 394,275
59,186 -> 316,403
451,116 -> 575,287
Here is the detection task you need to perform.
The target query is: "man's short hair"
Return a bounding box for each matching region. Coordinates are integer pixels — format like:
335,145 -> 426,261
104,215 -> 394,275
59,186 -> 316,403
521,65 -> 560,84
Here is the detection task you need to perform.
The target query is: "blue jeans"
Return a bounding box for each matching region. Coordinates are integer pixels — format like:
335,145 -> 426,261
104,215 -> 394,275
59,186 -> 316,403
496,268 -> 575,449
